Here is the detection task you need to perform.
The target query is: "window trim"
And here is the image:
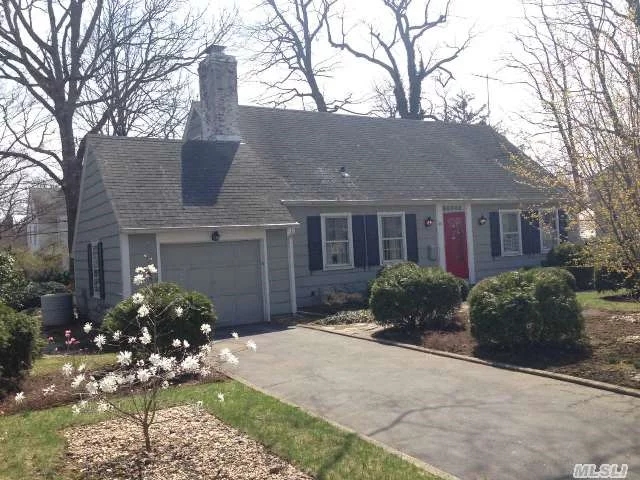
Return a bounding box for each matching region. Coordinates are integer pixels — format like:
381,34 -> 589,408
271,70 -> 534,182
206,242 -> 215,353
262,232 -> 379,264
320,213 -> 354,270
539,208 -> 560,254
90,241 -> 102,299
377,212 -> 407,265
499,209 -> 523,256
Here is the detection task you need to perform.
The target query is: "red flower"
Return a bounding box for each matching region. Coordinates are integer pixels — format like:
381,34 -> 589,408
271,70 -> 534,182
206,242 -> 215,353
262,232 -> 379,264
47,336 -> 54,342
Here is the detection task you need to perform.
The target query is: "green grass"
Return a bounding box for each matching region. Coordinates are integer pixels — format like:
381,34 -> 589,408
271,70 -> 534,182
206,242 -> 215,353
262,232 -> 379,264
577,290 -> 640,313
31,353 -> 116,376
0,381 -> 440,480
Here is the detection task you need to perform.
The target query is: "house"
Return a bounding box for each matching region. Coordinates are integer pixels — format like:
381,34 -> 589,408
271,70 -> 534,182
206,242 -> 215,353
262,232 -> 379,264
72,45 -> 567,325
25,187 -> 69,267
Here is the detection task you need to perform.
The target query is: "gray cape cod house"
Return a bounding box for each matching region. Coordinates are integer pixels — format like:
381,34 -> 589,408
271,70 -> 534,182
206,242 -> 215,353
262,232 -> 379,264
72,46 -> 566,325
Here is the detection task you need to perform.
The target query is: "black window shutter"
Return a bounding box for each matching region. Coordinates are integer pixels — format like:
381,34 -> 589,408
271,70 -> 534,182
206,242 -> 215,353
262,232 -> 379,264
489,212 -> 501,257
405,214 -> 419,263
307,216 -> 323,271
87,243 -> 94,297
521,211 -> 541,255
558,209 -> 569,242
352,215 -> 366,268
98,241 -> 106,299
365,215 -> 380,266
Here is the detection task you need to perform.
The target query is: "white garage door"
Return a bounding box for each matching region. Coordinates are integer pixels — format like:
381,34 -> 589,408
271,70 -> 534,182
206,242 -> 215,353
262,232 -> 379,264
160,241 -> 263,326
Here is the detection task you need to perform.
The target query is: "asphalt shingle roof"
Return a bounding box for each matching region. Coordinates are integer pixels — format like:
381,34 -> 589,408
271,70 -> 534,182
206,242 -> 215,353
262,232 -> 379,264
87,105 -> 548,230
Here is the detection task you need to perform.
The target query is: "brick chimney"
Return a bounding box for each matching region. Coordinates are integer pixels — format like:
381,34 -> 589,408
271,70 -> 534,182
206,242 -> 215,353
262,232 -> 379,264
197,45 -> 240,142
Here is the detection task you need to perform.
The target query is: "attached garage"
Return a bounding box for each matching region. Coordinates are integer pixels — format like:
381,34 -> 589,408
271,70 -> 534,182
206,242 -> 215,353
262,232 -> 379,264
160,240 -> 264,326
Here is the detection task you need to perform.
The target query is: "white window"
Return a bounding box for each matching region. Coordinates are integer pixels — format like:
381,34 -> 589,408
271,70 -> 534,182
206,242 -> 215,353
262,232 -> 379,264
539,209 -> 559,253
500,210 -> 522,256
378,212 -> 407,263
91,242 -> 101,299
321,214 -> 353,269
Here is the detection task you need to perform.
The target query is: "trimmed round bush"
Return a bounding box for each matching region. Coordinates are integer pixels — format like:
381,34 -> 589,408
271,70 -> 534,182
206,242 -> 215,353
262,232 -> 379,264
103,282 -> 216,353
369,263 -> 462,330
469,269 -> 584,350
0,304 -> 42,397
527,266 -> 577,291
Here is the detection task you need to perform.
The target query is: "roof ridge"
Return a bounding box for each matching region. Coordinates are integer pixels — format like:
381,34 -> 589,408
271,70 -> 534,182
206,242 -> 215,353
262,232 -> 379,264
86,134 -> 184,144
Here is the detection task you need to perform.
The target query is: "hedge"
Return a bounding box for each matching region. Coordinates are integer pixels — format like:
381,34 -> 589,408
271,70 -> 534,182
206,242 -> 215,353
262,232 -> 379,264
369,263 -> 463,331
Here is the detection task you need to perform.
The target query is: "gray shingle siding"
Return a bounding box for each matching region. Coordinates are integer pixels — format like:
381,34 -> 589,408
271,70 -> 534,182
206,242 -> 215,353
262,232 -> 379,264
472,204 -> 547,280
73,149 -> 122,322
289,205 -> 439,307
266,229 -> 292,315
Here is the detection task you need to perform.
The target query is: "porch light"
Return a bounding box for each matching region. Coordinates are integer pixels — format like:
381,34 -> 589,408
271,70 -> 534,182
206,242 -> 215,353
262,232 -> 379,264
212,231 -> 220,242
424,217 -> 434,227
478,215 -> 487,226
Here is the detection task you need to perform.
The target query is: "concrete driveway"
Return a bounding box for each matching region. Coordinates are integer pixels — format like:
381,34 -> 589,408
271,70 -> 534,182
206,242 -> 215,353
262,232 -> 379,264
217,325 -> 640,480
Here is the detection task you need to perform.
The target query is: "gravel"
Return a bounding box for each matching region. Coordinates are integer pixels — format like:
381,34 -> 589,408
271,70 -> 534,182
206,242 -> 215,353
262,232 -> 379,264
63,405 -> 313,480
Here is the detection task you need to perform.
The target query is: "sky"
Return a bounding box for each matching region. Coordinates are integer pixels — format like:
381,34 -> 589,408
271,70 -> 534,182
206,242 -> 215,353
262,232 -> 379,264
208,0 -> 537,138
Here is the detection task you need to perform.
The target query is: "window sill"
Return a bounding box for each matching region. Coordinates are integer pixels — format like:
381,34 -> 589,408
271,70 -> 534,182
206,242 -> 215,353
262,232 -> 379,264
501,252 -> 522,257
323,264 -> 354,271
381,259 -> 407,265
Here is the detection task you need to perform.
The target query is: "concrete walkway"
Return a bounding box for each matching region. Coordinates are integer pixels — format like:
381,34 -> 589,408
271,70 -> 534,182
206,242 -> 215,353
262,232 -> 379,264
217,325 -> 640,480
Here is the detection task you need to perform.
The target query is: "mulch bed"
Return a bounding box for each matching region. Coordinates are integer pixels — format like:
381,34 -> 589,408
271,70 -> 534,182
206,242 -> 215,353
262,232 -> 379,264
62,405 -> 312,480
372,308 -> 640,389
0,366 -> 226,416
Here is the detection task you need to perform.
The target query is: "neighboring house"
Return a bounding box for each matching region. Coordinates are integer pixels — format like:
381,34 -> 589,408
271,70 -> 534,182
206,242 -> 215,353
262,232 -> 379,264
73,45 -> 568,325
26,187 -> 69,267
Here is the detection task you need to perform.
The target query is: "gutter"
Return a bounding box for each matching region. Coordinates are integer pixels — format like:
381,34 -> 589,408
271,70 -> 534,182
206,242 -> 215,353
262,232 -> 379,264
121,222 -> 299,233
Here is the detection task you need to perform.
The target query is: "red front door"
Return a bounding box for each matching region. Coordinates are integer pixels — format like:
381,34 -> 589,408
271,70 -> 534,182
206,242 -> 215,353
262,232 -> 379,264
444,211 -> 469,279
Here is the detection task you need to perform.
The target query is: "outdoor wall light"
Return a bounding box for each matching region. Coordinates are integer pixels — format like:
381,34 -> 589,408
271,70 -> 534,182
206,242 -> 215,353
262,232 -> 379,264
212,231 -> 221,242
424,217 -> 434,227
478,215 -> 487,226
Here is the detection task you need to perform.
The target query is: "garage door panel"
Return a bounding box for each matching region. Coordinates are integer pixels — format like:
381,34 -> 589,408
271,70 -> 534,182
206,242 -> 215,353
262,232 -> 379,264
160,241 -> 263,326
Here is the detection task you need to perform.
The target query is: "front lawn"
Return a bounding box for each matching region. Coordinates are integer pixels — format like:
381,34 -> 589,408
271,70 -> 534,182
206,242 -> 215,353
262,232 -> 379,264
0,380 -> 440,480
577,290 -> 640,313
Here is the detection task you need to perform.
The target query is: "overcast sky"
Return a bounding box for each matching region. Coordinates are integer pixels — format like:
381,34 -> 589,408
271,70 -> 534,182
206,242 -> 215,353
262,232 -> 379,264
209,0 -> 536,138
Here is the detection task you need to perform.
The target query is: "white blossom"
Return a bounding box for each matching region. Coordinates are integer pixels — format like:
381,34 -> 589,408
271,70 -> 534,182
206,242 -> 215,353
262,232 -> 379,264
61,363 -> 74,377
135,266 -> 146,274
112,330 -> 122,341
172,339 -> 182,348
42,384 -> 56,396
86,381 -> 99,396
180,355 -> 200,372
93,334 -> 107,350
161,380 -> 169,390
137,369 -> 151,383
137,304 -> 150,318
199,344 -> 212,355
139,327 -> 152,345
14,392 -> 24,403
217,393 -> 225,402
131,293 -> 145,305
136,359 -> 145,367
78,363 -> 86,372
71,404 -> 82,415
133,273 -> 145,285
117,351 -> 132,366
96,400 -> 112,413
200,323 -> 212,335
231,332 -> 239,339
83,322 -> 93,334
148,353 -> 161,366
219,348 -> 239,366
128,336 -> 137,344
183,340 -> 190,349
71,374 -> 85,389
246,340 -> 257,352
146,264 -> 157,274
175,306 -> 184,318
99,374 -> 119,394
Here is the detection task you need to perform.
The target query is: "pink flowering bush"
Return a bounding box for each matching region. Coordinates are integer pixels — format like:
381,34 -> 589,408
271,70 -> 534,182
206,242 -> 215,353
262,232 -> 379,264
14,265 -> 257,452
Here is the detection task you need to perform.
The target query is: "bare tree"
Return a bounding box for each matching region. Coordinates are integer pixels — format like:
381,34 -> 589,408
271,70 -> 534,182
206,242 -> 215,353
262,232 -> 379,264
0,0 -> 231,251
249,0 -> 352,111
327,0 -> 472,119
440,90 -> 488,124
509,0 -> 640,292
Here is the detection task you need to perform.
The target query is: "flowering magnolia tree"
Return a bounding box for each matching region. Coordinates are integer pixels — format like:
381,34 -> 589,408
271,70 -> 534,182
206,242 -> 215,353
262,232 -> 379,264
14,264 -> 257,452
